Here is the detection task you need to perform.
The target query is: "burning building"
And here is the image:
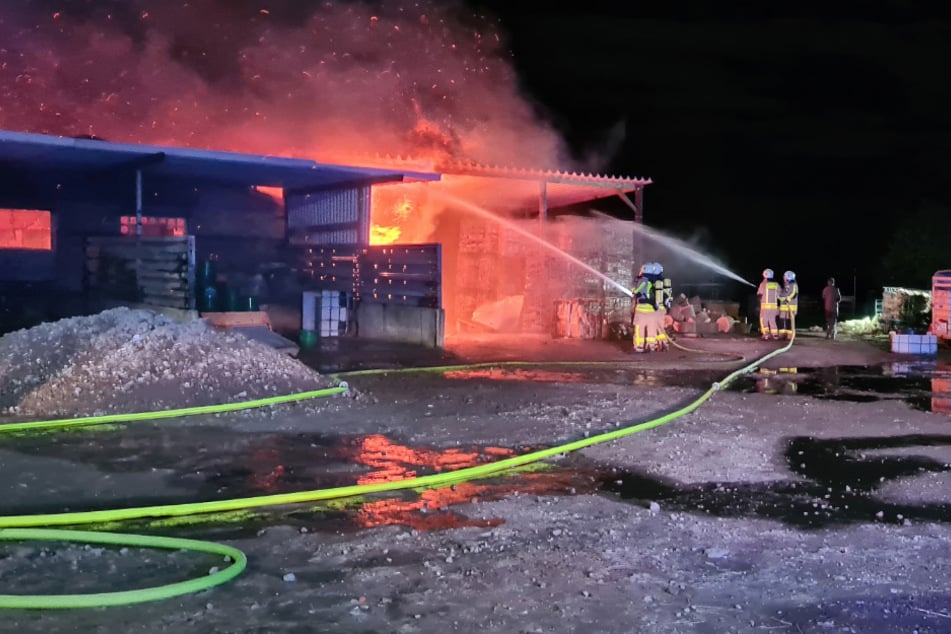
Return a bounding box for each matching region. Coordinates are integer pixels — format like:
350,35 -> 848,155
0,129 -> 650,347
358,156 -> 652,337
0,2 -> 654,344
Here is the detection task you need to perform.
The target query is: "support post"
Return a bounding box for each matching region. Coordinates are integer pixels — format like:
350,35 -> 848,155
538,179 -> 548,223
135,169 -> 143,300
615,187 -> 644,282
135,169 -> 143,239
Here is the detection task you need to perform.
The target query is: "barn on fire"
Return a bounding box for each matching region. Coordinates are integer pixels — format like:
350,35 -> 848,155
0,129 -> 652,349
356,156 -> 652,338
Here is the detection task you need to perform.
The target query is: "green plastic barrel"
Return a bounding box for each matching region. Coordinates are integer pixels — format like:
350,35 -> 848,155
299,329 -> 318,349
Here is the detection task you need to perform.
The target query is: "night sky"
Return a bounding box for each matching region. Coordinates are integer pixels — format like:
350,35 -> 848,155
6,1 -> 951,300
474,2 -> 951,298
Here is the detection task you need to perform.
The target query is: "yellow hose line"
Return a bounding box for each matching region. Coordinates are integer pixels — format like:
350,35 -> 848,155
668,336 -> 746,362
0,386 -> 347,434
0,324 -> 794,608
0,336 -> 793,529
0,529 -> 246,609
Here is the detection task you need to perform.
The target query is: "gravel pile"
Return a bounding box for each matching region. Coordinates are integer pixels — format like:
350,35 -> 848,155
0,308 -> 336,418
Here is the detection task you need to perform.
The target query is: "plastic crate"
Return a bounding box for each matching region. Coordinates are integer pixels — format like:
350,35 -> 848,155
890,333 -> 938,355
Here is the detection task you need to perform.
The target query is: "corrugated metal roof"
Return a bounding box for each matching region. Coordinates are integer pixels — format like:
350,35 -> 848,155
436,160 -> 652,188
355,154 -> 652,189
0,129 -> 440,191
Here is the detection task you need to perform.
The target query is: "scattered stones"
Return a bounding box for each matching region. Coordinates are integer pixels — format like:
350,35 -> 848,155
0,308 -> 335,417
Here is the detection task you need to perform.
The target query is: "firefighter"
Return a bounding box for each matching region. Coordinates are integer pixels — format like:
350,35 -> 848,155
757,268 -> 780,340
778,270 -> 799,340
650,262 -> 673,350
631,263 -> 657,352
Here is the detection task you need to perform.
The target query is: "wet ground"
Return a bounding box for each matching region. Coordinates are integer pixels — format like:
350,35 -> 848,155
4,343 -> 951,529
5,331 -> 951,632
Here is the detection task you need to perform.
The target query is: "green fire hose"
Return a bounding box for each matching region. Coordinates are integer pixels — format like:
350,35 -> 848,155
0,331 -> 794,609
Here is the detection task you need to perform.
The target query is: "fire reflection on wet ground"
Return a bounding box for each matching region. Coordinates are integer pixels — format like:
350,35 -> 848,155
443,368 -> 589,383
230,434 -> 594,532
5,361 -> 951,536
442,366 -> 714,388
440,362 -> 951,415
0,428 -> 595,533
353,434 -> 515,485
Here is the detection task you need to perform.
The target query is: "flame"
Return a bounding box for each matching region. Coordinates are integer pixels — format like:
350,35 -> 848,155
370,224 -> 402,245
0,209 -> 51,250
254,186 -> 284,203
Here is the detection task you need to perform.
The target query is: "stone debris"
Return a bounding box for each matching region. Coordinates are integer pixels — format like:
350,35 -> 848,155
0,307 -> 335,418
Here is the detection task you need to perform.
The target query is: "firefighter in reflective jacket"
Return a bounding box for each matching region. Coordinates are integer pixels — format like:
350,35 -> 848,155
778,270 -> 799,340
757,268 -> 780,340
650,262 -> 672,350
631,263 -> 656,352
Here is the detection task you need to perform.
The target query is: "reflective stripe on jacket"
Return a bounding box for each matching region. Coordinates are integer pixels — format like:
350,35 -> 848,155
633,276 -> 652,302
758,280 -> 779,309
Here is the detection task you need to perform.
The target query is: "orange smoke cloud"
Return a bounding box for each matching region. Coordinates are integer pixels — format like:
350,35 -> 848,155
0,1 -> 577,170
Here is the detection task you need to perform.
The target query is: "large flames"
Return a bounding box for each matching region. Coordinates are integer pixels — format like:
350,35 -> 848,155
0,1 -> 623,337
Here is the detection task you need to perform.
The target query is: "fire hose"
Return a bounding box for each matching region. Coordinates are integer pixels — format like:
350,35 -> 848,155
0,326 -> 794,609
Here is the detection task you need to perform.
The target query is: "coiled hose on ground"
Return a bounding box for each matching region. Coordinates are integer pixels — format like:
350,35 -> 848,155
0,329 -> 793,609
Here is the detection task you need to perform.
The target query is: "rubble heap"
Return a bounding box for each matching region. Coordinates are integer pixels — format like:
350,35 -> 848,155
0,308 -> 336,418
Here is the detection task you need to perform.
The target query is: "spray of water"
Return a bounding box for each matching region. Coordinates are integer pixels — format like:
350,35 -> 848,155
591,210 -> 755,287
435,192 -> 634,297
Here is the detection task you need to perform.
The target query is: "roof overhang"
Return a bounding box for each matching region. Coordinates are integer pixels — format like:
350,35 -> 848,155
343,154 -> 651,212
0,130 -> 441,192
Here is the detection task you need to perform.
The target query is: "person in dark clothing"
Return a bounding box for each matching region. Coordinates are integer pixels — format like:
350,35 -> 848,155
821,277 -> 842,339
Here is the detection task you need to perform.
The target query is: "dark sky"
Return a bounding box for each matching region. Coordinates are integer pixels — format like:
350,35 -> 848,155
472,1 -> 951,294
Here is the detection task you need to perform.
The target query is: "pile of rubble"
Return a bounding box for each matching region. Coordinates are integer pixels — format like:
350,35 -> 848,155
0,308 -> 337,418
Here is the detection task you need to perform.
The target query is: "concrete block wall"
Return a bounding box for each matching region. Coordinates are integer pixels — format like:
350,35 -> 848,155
356,302 -> 445,347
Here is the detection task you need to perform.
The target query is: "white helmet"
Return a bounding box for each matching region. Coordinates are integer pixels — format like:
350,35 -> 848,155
784,270 -> 796,282
638,264 -> 648,277
654,262 -> 664,276
762,268 -> 774,280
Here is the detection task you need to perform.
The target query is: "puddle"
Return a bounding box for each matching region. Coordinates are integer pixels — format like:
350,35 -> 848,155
6,361 -> 951,534
0,428 -> 597,533
5,424 -> 951,533
398,361 -> 951,415
594,433 -> 951,528
442,366 -> 724,388
726,363 -> 951,414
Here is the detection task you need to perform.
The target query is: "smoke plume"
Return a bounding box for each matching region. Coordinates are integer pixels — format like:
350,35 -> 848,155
0,0 -> 576,169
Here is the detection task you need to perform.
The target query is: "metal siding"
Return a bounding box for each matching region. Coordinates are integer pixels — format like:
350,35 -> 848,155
287,186 -> 370,246
357,186 -> 371,245
287,189 -> 358,228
